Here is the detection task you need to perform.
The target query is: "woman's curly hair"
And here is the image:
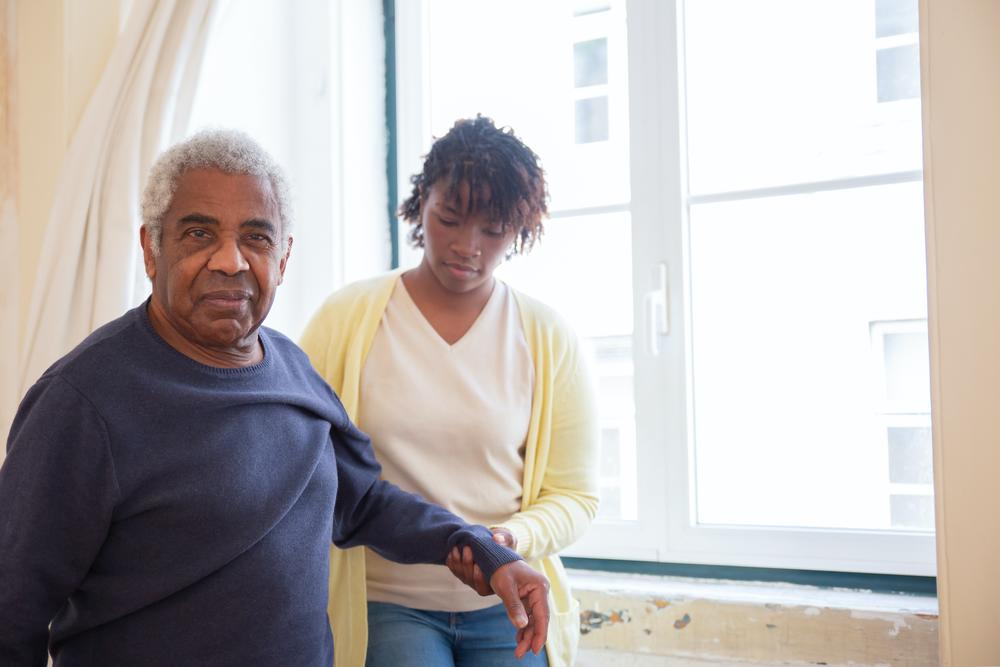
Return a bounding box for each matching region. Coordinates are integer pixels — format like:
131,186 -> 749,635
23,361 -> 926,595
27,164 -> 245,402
399,115 -> 548,255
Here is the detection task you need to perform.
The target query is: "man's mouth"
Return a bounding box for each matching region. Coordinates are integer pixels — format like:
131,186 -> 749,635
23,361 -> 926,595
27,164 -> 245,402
202,290 -> 253,309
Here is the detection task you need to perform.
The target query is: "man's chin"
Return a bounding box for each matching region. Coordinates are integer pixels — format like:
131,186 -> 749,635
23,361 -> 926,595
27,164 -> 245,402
194,319 -> 260,349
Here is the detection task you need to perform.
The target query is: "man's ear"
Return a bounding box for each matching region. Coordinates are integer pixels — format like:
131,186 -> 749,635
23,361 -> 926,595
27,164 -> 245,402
139,225 -> 156,280
277,236 -> 293,285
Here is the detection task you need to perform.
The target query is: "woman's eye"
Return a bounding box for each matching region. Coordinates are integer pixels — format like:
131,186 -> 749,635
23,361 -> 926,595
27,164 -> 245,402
484,227 -> 505,238
439,218 -> 458,227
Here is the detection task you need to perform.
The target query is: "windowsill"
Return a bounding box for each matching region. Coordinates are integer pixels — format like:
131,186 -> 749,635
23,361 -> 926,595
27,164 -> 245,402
568,568 -> 938,614
568,568 -> 938,665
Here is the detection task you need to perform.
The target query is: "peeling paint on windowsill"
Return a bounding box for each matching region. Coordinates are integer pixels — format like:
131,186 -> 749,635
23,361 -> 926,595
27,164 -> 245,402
570,569 -> 938,665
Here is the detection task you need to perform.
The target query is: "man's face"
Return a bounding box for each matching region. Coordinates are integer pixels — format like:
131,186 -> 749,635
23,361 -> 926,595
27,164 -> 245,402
140,168 -> 291,356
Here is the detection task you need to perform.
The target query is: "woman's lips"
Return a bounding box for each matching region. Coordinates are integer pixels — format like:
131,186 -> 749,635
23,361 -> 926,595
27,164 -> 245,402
443,262 -> 478,279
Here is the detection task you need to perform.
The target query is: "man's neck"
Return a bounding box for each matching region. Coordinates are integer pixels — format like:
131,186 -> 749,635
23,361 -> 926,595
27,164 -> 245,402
145,299 -> 264,368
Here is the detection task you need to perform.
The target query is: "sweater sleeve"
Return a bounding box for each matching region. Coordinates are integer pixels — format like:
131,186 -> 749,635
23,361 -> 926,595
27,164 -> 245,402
497,328 -> 601,562
328,413 -> 521,583
0,376 -> 119,667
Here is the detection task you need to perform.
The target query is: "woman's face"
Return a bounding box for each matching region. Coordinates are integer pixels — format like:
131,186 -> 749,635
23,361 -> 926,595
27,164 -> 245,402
418,180 -> 516,295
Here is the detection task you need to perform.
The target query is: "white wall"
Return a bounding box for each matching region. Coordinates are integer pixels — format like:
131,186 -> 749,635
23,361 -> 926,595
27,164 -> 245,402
921,0 -> 1000,664
182,0 -> 389,341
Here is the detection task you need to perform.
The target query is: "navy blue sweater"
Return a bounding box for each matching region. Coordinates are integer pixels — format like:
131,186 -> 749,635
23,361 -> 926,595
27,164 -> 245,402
0,304 -> 518,666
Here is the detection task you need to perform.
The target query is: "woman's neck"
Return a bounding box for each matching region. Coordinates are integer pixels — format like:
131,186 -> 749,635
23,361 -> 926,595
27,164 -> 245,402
403,260 -> 496,312
401,262 -> 497,345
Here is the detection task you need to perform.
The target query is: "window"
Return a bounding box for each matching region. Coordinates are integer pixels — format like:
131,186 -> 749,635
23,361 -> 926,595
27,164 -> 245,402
875,0 -> 920,103
872,319 -> 933,530
573,36 -> 610,143
394,0 -> 934,575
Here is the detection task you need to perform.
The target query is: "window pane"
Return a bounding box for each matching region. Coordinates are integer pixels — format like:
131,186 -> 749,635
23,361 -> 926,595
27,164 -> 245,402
573,0 -> 610,17
890,494 -> 934,530
888,426 -> 933,484
574,38 -> 608,87
883,330 -> 930,407
877,44 -> 921,103
875,0 -> 918,38
497,212 -> 637,520
684,0 -> 923,194
575,96 -> 609,143
689,182 -> 930,531
423,0 -> 629,210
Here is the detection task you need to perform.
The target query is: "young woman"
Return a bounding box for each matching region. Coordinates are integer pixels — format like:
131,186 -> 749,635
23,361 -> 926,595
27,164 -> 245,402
300,116 -> 599,667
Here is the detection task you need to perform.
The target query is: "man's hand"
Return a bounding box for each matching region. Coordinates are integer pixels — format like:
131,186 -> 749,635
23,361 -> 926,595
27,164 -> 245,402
445,528 -> 517,595
445,529 -> 546,657
489,560 -> 550,658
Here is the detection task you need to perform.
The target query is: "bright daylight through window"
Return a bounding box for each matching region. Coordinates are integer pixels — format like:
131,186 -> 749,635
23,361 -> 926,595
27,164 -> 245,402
396,0 -> 932,575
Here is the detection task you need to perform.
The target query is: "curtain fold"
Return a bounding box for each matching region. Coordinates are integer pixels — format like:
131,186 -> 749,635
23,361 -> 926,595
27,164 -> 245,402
18,0 -> 218,394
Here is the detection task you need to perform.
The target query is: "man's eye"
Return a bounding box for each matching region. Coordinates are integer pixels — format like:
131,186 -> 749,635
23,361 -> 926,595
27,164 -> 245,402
247,233 -> 272,243
187,229 -> 209,239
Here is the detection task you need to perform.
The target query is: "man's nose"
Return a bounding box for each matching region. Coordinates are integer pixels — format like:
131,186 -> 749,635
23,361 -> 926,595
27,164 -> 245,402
207,238 -> 250,275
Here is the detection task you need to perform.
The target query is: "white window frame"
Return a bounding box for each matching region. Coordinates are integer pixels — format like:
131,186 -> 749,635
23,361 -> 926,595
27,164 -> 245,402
394,0 -> 936,576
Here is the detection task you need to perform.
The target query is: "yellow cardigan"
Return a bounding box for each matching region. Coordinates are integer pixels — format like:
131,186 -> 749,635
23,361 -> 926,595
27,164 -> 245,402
299,270 -> 600,666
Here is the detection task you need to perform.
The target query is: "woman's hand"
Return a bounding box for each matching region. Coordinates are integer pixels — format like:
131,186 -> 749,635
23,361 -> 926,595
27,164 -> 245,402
490,527 -> 517,550
445,528 -> 518,595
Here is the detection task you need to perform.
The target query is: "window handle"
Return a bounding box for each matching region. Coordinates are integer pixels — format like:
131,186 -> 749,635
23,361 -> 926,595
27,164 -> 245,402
645,262 -> 669,356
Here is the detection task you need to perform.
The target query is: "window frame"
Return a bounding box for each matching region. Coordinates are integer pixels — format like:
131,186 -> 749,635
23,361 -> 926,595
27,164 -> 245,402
392,0 -> 936,577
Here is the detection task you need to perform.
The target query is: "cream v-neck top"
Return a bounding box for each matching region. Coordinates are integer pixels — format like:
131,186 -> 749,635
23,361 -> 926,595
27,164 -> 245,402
358,278 -> 533,611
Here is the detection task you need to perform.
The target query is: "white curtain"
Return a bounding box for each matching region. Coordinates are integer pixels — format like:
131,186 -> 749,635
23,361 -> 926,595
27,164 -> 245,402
1,3 -> 17,443
18,0 -> 219,395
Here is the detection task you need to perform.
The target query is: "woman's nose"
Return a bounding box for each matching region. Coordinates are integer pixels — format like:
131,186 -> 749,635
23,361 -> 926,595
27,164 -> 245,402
450,226 -> 482,258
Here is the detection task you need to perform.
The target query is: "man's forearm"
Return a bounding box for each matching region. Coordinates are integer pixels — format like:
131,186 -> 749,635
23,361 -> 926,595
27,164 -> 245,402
333,476 -> 520,580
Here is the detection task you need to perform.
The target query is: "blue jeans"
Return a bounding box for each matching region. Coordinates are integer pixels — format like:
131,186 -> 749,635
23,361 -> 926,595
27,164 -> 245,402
365,601 -> 549,667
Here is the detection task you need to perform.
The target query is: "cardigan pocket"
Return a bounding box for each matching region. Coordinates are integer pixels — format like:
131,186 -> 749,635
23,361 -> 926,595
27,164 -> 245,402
547,595 -> 581,667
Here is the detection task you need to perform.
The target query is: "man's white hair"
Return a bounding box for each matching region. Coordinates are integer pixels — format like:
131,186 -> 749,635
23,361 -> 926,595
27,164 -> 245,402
141,129 -> 293,255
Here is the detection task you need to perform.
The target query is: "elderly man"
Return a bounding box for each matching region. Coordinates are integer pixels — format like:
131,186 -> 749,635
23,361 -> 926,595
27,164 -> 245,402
0,130 -> 549,666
